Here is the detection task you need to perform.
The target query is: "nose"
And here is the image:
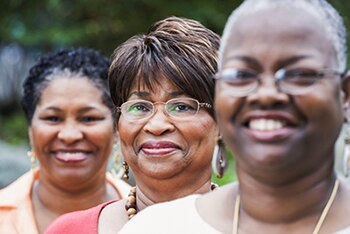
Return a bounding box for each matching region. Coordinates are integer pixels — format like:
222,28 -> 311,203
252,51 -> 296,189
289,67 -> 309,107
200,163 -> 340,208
143,105 -> 175,135
57,122 -> 83,144
246,74 -> 289,107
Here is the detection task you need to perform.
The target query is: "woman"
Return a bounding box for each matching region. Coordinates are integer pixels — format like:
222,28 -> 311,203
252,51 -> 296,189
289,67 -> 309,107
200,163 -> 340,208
0,48 -> 130,234
45,16 -> 220,233
119,0 -> 350,233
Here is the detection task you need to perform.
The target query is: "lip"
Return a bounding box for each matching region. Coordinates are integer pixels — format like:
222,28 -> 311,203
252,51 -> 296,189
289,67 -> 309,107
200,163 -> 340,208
139,141 -> 181,156
241,111 -> 300,142
52,149 -> 91,163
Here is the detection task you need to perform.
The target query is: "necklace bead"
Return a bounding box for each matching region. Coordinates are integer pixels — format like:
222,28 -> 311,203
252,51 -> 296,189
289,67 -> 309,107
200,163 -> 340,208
125,182 -> 219,219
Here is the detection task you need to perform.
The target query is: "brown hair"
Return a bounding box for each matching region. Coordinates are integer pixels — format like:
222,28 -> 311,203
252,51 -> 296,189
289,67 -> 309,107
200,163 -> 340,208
109,16 -> 220,121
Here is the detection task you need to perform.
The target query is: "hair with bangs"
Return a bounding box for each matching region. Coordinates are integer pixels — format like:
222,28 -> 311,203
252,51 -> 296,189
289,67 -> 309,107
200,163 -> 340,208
109,16 -> 220,121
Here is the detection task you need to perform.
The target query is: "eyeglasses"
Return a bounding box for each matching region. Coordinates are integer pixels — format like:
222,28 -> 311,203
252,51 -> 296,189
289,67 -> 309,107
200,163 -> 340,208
117,98 -> 211,121
214,68 -> 345,97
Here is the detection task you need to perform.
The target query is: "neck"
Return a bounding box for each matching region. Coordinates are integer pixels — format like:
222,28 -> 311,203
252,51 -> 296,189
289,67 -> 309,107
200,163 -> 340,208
135,178 -> 212,212
33,173 -> 116,215
237,164 -> 336,223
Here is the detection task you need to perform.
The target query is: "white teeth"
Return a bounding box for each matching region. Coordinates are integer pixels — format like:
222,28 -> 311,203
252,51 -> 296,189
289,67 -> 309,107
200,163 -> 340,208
249,119 -> 285,131
63,152 -> 82,159
57,152 -> 86,161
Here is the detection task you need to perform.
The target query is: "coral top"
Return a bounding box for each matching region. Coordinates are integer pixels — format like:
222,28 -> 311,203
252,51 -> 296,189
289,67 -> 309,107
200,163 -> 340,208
0,169 -> 129,234
44,200 -> 117,234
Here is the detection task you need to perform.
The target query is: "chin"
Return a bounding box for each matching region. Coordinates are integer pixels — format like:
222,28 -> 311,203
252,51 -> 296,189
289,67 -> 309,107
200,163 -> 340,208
137,164 -> 184,180
239,146 -> 295,169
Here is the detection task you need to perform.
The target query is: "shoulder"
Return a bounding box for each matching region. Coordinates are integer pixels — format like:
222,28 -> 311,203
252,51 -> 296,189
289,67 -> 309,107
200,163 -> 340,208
120,195 -> 220,234
0,170 -> 34,207
45,200 -> 118,234
198,182 -> 238,209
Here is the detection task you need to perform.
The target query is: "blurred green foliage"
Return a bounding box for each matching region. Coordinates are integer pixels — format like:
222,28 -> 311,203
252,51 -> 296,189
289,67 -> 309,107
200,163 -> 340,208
0,110 -> 28,145
0,0 -> 243,55
1,0 -> 350,183
212,151 -> 237,185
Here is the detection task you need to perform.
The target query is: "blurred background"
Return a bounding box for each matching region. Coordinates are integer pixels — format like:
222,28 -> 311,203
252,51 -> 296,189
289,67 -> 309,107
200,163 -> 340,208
0,0 -> 349,188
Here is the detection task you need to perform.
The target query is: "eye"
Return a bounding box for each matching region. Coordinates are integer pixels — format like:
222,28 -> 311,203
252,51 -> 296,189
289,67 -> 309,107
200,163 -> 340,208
42,116 -> 61,123
167,99 -> 197,114
220,69 -> 257,85
80,116 -> 103,123
281,69 -> 319,86
127,102 -> 151,113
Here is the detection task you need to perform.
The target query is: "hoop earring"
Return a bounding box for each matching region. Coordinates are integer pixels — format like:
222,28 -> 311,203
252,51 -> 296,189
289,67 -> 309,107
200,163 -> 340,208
27,150 -> 37,171
343,121 -> 350,177
212,136 -> 227,178
123,161 -> 130,180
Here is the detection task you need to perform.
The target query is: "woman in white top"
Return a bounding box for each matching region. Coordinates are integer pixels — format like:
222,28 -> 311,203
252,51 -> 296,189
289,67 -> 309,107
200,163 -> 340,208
120,0 -> 350,233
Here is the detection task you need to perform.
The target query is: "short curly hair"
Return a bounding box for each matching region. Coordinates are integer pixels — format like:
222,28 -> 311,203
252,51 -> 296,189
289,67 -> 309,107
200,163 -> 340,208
21,47 -> 113,125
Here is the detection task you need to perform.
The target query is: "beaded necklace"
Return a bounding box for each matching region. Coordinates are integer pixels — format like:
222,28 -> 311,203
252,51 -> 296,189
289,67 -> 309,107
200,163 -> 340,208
232,179 -> 339,234
125,182 -> 219,219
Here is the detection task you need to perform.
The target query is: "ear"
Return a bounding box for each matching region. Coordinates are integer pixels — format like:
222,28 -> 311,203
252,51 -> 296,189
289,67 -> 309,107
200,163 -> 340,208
341,70 -> 350,120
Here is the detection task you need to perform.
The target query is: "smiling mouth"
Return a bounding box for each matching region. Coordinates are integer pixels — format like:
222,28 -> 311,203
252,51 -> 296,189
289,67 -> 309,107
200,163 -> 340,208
55,152 -> 88,162
142,147 -> 179,155
140,141 -> 180,156
248,118 -> 287,131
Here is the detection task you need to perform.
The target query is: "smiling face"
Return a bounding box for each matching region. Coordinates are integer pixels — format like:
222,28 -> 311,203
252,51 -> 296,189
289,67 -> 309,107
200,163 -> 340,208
216,6 -> 347,180
118,77 -> 217,182
29,77 -> 114,188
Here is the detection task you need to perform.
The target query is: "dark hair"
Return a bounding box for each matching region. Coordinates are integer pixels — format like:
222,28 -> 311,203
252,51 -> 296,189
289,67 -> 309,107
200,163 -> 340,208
109,16 -> 220,121
21,47 -> 113,125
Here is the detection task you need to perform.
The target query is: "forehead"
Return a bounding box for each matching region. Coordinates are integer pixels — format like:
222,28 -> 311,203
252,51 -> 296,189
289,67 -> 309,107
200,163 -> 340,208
221,5 -> 336,68
38,76 -> 104,106
130,75 -> 180,93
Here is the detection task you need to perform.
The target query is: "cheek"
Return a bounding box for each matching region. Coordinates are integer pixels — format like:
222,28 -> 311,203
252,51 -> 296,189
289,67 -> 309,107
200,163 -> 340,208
86,123 -> 115,152
295,86 -> 344,142
186,116 -> 217,149
297,85 -> 343,122
117,120 -> 140,144
117,120 -> 141,162
30,125 -> 55,151
215,86 -> 242,133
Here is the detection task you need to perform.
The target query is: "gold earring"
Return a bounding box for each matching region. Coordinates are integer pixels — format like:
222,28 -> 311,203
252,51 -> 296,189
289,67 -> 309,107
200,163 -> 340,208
27,150 -> 37,171
212,136 -> 227,179
123,161 -> 130,180
110,142 -> 124,178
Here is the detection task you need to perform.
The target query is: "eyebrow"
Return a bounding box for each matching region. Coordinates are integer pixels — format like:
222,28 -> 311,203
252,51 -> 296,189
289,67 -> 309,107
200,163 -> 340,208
129,91 -> 184,98
42,106 -> 101,114
226,55 -> 311,69
42,106 -> 62,112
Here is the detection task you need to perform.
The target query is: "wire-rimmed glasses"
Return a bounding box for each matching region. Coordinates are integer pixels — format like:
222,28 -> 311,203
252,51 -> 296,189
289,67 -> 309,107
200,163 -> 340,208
117,97 -> 211,121
214,68 -> 345,97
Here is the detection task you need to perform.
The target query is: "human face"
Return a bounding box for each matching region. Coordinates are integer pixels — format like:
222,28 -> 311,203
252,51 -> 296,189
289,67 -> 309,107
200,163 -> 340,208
118,77 -> 217,181
216,6 -> 347,179
29,77 -> 114,188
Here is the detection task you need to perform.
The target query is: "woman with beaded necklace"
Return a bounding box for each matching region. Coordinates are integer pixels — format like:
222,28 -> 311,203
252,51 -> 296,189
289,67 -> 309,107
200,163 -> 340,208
45,16 -> 220,233
119,0 -> 350,233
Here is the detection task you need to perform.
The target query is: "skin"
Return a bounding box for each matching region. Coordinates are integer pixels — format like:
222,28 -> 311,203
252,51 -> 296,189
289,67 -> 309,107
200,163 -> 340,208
29,77 -> 119,233
98,77 -> 217,233
197,5 -> 350,234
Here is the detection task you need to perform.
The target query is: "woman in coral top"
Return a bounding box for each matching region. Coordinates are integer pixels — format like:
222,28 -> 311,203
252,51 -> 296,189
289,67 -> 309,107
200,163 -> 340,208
0,48 -> 130,234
